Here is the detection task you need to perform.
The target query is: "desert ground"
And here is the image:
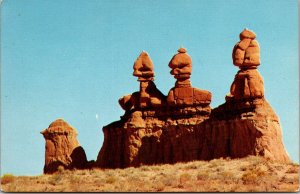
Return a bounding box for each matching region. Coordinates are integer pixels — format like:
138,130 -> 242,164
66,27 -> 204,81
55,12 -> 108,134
1,156 -> 299,192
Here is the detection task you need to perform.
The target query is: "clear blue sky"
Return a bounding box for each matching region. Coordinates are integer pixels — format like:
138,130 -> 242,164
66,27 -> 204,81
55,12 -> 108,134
1,0 -> 298,176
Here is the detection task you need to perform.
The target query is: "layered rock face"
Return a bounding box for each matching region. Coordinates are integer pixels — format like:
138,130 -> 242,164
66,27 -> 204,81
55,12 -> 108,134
41,119 -> 88,173
216,29 -> 289,162
211,98 -> 290,162
96,29 -> 290,169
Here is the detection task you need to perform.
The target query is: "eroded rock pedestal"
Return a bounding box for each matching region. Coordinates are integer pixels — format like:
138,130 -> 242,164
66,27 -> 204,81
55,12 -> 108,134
210,98 -> 290,162
96,30 -> 290,169
167,48 -> 212,107
97,48 -> 212,168
41,119 -> 88,173
215,29 -> 289,162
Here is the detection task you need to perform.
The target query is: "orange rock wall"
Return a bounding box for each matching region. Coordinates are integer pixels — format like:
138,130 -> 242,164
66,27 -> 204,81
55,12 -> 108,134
96,98 -> 290,168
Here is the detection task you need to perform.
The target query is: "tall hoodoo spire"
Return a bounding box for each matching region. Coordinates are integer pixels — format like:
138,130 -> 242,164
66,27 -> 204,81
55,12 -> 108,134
228,29 -> 264,101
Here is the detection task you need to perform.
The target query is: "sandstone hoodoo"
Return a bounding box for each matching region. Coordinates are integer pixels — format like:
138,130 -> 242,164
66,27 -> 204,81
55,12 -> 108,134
95,30 -> 290,169
41,119 -> 88,174
167,48 -> 212,114
211,28 -> 290,162
228,28 -> 263,101
119,51 -> 165,111
42,29 -> 291,173
96,47 -> 215,168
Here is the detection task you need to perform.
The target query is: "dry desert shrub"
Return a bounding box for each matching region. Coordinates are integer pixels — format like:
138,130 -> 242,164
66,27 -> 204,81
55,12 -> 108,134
184,163 -> 198,170
1,156 -> 299,192
140,165 -> 151,171
179,173 -> 192,185
1,174 -> 15,185
105,175 -> 117,184
48,173 -> 63,185
241,166 -> 267,185
241,171 -> 258,184
219,171 -> 235,180
197,171 -> 210,180
152,179 -> 165,191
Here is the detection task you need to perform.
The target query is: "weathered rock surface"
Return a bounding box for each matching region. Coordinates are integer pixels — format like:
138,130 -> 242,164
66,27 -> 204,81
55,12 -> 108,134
232,28 -> 260,68
119,51 -> 166,111
42,29 -> 290,172
96,31 -> 290,169
228,28 -> 264,101
96,97 -> 290,168
41,119 -> 88,173
210,98 -> 290,162
228,68 -> 264,101
167,47 -> 212,106
133,51 -> 155,81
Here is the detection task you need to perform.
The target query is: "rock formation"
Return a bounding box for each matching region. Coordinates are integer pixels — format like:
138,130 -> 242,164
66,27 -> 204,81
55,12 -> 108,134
96,30 -> 290,169
41,119 -> 88,174
167,48 -> 211,107
42,29 -> 291,173
96,48 -> 214,168
228,28 -> 264,101
213,28 -> 290,162
119,51 -> 165,111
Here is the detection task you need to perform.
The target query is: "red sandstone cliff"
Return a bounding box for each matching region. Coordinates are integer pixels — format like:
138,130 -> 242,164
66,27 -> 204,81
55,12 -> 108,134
42,29 -> 290,173
96,97 -> 290,169
96,30 -> 290,168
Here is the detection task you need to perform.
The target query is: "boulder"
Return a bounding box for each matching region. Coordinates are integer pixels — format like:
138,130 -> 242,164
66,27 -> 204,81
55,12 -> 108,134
233,28 -> 260,68
168,47 -> 192,80
133,51 -> 155,81
229,29 -> 263,100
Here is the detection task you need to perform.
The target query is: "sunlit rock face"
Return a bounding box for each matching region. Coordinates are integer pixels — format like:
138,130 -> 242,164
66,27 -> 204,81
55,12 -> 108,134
41,119 -> 88,174
41,29 -> 290,172
167,47 -> 212,107
229,28 -> 263,101
96,33 -> 290,169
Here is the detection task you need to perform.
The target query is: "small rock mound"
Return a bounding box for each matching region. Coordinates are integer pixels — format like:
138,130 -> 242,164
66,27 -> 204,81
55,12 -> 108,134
41,119 -> 88,174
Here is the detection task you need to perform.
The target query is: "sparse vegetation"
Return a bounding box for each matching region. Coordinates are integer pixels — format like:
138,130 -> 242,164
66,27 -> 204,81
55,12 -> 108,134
1,174 -> 15,185
1,156 -> 299,192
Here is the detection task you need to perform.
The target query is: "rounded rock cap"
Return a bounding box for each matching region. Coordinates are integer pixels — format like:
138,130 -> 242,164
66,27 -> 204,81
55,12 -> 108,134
178,47 -> 187,53
41,118 -> 77,135
133,50 -> 155,80
169,47 -> 192,68
239,28 -> 256,40
49,118 -> 70,128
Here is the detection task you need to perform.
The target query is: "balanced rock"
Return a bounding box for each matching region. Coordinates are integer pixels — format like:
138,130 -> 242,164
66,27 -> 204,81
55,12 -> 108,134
168,47 -> 192,85
167,47 -> 212,107
228,29 -> 264,101
41,119 -> 87,174
233,28 -> 260,68
218,29 -> 290,162
97,48 -> 214,168
119,51 -> 165,111
133,51 -> 154,81
96,32 -> 290,169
